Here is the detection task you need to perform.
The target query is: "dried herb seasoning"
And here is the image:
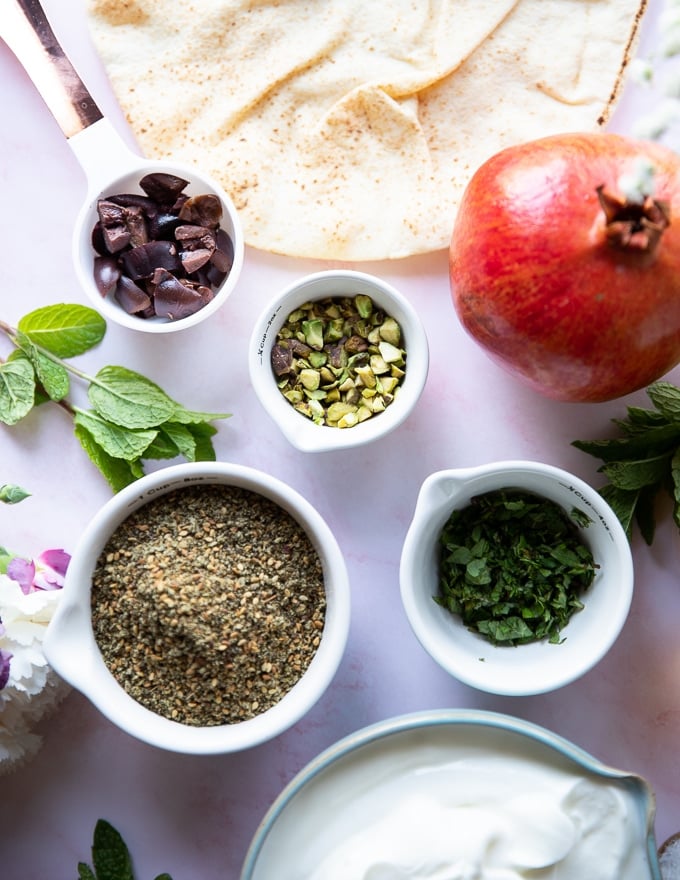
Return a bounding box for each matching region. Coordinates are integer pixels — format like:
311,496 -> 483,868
436,489 -> 597,646
91,484 -> 326,726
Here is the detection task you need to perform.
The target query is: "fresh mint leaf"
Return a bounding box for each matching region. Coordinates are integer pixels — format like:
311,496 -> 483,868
647,381 -> 680,424
15,331 -> 69,401
74,409 -> 158,461
187,422 -> 219,461
572,423 -> 680,462
598,484 -> 639,539
142,428 -> 181,460
0,357 -> 36,425
573,381 -> 680,543
600,452 -> 672,490
89,366 -> 177,429
171,406 -> 230,425
159,421 -> 197,460
91,819 -> 134,880
0,483 -> 30,504
672,448 -> 680,532
75,423 -> 143,492
18,303 -> 106,357
79,820 -> 173,880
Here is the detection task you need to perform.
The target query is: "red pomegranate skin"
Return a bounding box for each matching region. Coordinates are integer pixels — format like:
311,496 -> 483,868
449,133 -> 680,402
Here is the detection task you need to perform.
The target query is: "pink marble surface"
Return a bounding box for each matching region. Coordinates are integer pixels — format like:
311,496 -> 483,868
1,1 -> 679,877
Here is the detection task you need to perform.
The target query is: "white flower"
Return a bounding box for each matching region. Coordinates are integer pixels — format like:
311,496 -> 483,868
0,567 -> 70,774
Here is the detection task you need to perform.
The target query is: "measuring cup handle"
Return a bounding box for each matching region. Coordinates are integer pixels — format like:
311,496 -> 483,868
2,0 -> 103,138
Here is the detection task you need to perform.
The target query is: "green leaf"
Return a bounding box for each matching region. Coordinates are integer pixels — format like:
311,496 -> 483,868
89,366 -> 177,429
0,483 -> 30,504
74,409 -> 158,461
647,381 -> 680,424
635,485 -> 658,546
0,545 -> 14,573
78,864 -> 97,880
74,423 -> 143,491
572,423 -> 680,462
15,331 -> 69,401
154,875 -> 174,880
600,453 -> 671,490
599,485 -> 639,539
0,356 -> 36,425
142,428 -> 181,460
672,448 -> 680,533
172,406 -> 230,425
18,303 -> 106,357
160,420 -> 197,460
91,820 -> 134,880
188,422 -> 219,461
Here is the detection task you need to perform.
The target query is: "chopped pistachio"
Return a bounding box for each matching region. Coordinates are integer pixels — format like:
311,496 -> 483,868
299,368 -> 321,391
379,317 -> 402,346
355,294 -> 373,318
271,294 -> 407,428
369,354 -> 390,375
302,318 -> 325,349
378,340 -> 404,364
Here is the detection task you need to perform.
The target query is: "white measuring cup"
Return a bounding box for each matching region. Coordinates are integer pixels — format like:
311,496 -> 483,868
1,0 -> 244,333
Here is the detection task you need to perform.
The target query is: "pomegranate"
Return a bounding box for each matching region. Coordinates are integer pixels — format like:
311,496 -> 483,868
449,132 -> 680,402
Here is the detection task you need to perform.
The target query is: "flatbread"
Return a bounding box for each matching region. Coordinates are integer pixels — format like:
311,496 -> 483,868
86,0 -> 647,261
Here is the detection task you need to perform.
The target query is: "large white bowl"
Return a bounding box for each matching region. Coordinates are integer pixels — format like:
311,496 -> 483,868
248,269 -> 429,452
399,460 -> 634,696
241,709 -> 660,879
43,462 -> 350,754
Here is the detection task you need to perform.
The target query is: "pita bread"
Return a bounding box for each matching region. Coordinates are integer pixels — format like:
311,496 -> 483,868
86,0 -> 647,261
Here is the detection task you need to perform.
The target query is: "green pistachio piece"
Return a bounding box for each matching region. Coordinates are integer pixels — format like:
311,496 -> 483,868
308,351 -> 327,368
327,401 -> 357,422
355,294 -> 373,318
379,318 -> 401,346
378,341 -> 404,364
355,365 -> 377,388
369,354 -> 390,375
299,368 -> 321,391
302,319 -> 325,350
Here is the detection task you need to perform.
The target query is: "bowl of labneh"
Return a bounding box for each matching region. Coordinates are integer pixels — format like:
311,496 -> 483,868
43,462 -> 350,754
399,460 -> 634,696
248,269 -> 429,452
240,709 -> 661,879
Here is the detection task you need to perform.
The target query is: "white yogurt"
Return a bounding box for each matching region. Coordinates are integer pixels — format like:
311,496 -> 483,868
247,725 -> 654,880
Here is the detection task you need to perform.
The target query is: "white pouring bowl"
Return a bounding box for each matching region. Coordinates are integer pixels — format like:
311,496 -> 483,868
43,462 -> 351,754
399,460 -> 635,696
249,269 -> 429,453
2,0 -> 244,333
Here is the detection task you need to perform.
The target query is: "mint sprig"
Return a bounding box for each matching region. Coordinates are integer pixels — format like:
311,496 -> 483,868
78,819 -> 172,880
573,381 -> 680,544
0,304 -> 229,492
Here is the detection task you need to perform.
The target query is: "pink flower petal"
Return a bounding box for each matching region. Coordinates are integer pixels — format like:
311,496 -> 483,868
7,558 -> 36,595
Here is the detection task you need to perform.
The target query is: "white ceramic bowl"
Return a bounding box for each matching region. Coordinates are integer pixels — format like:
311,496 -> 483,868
241,709 -> 660,879
399,460 -> 634,696
73,159 -> 245,334
248,269 -> 429,452
43,462 -> 350,754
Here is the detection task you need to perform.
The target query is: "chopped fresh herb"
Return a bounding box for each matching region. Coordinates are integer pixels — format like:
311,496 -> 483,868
436,489 -> 597,646
573,380 -> 680,544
